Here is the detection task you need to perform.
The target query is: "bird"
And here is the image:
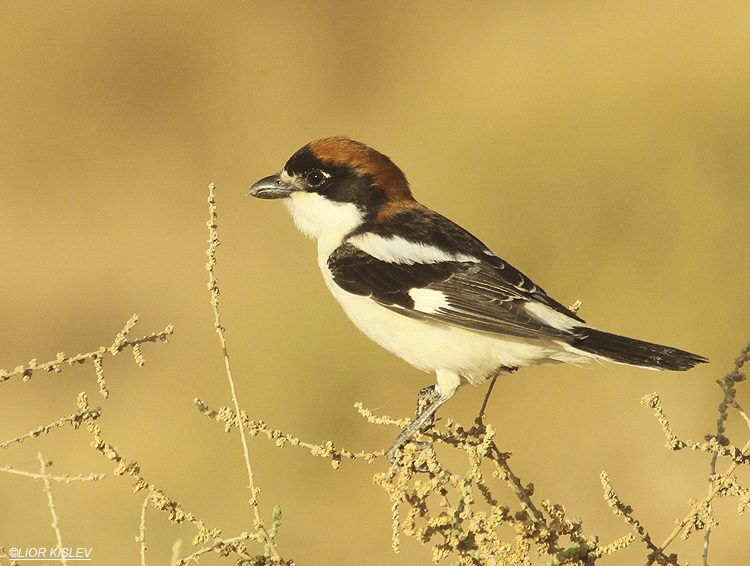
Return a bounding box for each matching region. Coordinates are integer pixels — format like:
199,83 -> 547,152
247,136 -> 707,463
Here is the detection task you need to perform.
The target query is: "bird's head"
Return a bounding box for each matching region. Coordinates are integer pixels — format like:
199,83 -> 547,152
248,137 -> 415,241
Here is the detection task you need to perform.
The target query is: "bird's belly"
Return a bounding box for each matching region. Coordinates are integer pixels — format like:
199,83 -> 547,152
321,267 -> 566,384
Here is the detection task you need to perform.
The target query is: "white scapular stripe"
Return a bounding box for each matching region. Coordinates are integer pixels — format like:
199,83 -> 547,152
348,233 -> 479,265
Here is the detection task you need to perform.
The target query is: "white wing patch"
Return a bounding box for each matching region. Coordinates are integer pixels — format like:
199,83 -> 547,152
408,288 -> 450,314
523,301 -> 577,331
348,233 -> 479,265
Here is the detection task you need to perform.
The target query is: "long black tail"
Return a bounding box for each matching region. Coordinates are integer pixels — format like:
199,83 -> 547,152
570,327 -> 708,371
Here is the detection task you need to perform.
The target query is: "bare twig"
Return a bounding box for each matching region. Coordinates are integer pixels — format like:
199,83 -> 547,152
704,342 -> 750,565
654,429 -> 750,560
641,393 -> 748,463
568,299 -> 583,315
38,453 -> 67,566
599,471 -> 667,564
639,343 -> 750,564
1,407 -> 102,450
0,465 -> 103,483
77,393 -> 263,564
205,184 -> 281,561
196,399 -> 382,468
139,496 -> 149,566
0,315 -> 173,396
175,533 -> 256,566
369,404 -> 596,564
170,540 -> 183,566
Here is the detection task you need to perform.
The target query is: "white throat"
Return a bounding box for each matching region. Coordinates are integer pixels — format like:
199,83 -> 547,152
283,191 -> 364,255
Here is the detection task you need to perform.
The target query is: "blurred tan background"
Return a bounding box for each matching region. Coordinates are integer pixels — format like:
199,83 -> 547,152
1,2 -> 749,565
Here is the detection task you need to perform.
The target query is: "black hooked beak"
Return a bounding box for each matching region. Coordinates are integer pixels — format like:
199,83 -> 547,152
247,173 -> 294,199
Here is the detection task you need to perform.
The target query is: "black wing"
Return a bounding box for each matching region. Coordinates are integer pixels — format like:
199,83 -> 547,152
328,209 -> 583,340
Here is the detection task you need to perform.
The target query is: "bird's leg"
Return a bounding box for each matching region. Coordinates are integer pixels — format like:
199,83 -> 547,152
415,384 -> 440,426
387,385 -> 455,465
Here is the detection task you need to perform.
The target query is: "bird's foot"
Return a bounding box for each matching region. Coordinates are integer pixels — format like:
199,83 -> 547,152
386,385 -> 450,471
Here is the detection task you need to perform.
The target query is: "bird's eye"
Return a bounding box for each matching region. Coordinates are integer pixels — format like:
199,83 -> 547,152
305,169 -> 328,188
